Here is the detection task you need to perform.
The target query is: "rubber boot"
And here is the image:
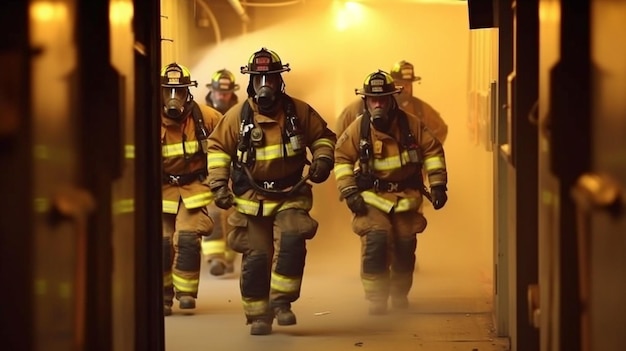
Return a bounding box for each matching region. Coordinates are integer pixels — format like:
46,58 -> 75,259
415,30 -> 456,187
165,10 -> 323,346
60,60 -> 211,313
249,319 -> 273,335
274,306 -> 297,326
179,295 -> 196,309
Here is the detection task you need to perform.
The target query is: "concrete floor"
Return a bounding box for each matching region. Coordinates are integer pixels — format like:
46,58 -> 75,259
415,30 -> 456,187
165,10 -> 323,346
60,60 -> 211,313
165,194 -> 508,351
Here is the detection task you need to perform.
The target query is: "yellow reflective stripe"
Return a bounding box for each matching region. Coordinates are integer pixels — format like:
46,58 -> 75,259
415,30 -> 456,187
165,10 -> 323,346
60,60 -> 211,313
395,197 -> 419,212
125,144 -> 135,159
162,141 -> 201,158
182,192 -> 213,209
270,272 -> 301,293
250,142 -> 303,161
201,240 -> 226,256
242,299 -> 269,316
234,198 -> 260,216
423,156 -> 445,171
334,163 -> 354,180
113,199 -> 134,214
172,274 -> 199,293
361,277 -> 388,293
207,152 -> 231,168
163,274 -> 173,287
234,197 -> 304,217
361,191 -> 394,213
162,200 -> 179,214
311,138 -> 335,150
372,151 -> 412,172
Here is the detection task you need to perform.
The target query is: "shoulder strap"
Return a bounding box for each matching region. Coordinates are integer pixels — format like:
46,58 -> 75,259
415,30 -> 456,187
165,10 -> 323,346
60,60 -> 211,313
358,111 -> 372,174
190,101 -> 209,153
396,109 -> 416,148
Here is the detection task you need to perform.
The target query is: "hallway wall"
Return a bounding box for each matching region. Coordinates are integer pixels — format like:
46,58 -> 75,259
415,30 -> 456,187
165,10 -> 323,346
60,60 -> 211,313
166,0 -> 494,301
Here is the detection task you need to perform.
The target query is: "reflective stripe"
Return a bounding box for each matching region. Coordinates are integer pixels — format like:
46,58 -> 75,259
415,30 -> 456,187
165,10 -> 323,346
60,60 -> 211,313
239,142 -> 304,161
333,163 -> 354,180
361,191 -> 394,213
423,155 -> 445,172
162,141 -> 201,158
162,200 -> 179,214
311,138 -> 335,150
201,240 -> 226,256
234,197 -> 308,217
208,152 -> 231,168
181,192 -> 213,209
361,191 -> 419,213
125,144 -> 135,159
270,272 -> 301,293
242,299 -> 269,316
372,151 -> 412,172
113,198 -> 134,214
172,274 -> 199,293
361,277 -> 388,294
234,198 -> 279,217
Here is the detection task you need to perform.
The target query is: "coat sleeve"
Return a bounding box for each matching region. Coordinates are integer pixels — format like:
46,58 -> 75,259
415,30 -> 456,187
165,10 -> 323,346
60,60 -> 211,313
299,101 -> 336,164
206,104 -> 241,189
418,120 -> 447,188
333,120 -> 360,197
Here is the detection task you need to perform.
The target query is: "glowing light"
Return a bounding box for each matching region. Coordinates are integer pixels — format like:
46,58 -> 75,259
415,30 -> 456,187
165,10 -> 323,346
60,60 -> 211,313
29,2 -> 68,22
334,1 -> 365,32
110,0 -> 134,25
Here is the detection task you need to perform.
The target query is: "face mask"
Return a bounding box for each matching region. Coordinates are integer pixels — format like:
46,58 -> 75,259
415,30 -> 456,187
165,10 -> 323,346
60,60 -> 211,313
163,88 -> 188,120
253,74 -> 280,113
370,107 -> 388,131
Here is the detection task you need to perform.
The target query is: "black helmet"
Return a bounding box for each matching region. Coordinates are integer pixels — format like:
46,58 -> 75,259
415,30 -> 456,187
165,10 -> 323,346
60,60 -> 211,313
241,47 -> 290,75
207,68 -> 239,92
355,70 -> 402,97
390,60 -> 421,82
160,63 -> 197,88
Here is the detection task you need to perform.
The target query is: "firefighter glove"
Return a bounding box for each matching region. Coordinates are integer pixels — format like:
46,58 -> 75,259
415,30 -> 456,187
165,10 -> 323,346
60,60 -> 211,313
213,185 -> 235,210
308,157 -> 333,184
431,185 -> 448,210
342,188 -> 367,216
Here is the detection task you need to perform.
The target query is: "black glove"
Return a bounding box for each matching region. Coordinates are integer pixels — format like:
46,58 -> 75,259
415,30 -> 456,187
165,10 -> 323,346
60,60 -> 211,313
308,157 -> 334,184
213,186 -> 235,210
430,185 -> 448,210
342,188 -> 367,216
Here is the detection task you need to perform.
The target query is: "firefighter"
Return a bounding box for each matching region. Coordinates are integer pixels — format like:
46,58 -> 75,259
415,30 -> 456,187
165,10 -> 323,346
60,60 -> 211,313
204,68 -> 240,114
334,70 -> 448,315
336,60 -> 448,144
160,63 -> 222,316
206,48 -> 336,335
202,68 -> 241,276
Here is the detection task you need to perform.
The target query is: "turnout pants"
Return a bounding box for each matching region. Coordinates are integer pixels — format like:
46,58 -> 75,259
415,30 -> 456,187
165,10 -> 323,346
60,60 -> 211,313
351,205 -> 426,303
228,208 -> 318,322
162,203 -> 214,303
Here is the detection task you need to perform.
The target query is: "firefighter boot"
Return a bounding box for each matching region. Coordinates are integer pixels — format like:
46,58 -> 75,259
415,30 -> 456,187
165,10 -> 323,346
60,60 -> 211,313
369,300 -> 388,315
178,295 -> 196,309
274,305 -> 297,326
209,259 -> 227,276
163,303 -> 172,316
250,319 -> 273,335
391,295 -> 409,310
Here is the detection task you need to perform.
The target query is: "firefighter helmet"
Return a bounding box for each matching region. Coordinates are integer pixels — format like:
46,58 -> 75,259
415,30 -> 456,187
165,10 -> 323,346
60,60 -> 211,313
355,70 -> 402,97
207,68 -> 240,92
160,63 -> 198,88
241,47 -> 291,75
390,60 -> 421,82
